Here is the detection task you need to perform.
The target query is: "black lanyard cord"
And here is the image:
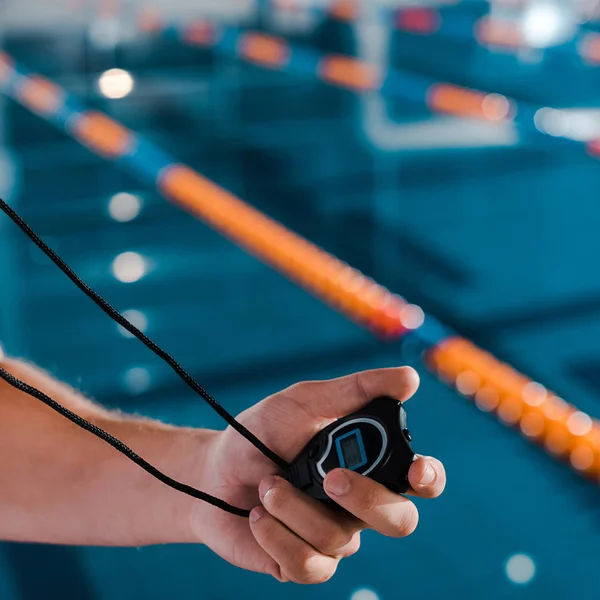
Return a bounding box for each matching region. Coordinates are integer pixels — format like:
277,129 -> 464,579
0,196 -> 291,517
0,197 -> 286,471
0,366 -> 250,518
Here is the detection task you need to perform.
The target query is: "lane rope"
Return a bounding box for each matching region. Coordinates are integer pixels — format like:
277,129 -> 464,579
1,51 -> 599,482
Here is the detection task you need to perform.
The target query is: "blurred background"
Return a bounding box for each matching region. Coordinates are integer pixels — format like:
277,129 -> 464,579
1,0 -> 600,598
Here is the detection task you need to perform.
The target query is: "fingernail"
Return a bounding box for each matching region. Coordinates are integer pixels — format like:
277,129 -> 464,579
325,470 -> 351,496
250,506 -> 266,523
259,476 -> 276,501
420,462 -> 436,486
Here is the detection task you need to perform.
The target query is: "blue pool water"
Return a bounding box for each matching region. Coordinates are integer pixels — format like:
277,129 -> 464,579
1,4 -> 600,599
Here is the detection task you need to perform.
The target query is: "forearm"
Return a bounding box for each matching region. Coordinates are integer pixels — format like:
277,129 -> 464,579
0,357 -> 216,546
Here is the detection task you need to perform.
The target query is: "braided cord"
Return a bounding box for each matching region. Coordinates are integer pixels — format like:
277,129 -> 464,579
0,366 -> 250,517
0,197 -> 287,471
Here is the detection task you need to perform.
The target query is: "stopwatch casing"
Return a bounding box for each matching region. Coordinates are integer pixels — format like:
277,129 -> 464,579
285,396 -> 416,508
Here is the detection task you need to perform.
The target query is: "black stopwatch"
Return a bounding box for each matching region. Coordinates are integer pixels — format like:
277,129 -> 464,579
286,396 -> 416,508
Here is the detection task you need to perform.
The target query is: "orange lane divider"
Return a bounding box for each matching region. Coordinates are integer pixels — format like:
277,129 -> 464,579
318,55 -> 383,92
71,111 -> 135,159
158,165 -> 412,338
2,52 -> 599,486
428,338 -> 600,479
239,32 -> 291,68
279,0 -> 598,61
427,84 -> 513,120
16,75 -> 65,116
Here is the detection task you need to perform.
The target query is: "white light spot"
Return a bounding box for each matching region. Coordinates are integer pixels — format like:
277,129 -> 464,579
117,309 -> 148,338
522,3 -> 575,48
98,68 -> 134,99
567,411 -> 593,437
505,553 -> 536,585
108,192 -> 142,222
350,589 -> 380,600
543,396 -> 568,421
482,93 -> 511,121
533,107 -> 600,143
560,109 -> 600,142
523,382 -> 547,406
111,252 -> 147,283
456,371 -> 481,396
535,108 -> 570,137
400,304 -> 425,330
122,366 -> 151,395
534,107 -> 551,133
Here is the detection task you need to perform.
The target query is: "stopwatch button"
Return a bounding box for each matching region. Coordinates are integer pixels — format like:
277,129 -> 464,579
398,406 -> 408,430
402,428 -> 412,442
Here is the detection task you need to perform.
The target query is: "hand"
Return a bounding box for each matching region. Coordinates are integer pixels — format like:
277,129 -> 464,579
192,367 -> 446,583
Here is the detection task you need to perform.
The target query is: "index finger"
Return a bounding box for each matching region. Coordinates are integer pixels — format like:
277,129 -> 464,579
323,469 -> 419,538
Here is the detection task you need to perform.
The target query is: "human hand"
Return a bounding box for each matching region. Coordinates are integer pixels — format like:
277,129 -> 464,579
192,367 -> 446,583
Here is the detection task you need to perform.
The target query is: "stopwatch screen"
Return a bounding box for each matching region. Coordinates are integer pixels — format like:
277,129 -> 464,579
335,428 -> 367,470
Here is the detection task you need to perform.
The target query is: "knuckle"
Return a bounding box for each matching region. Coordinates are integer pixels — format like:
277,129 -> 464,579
296,549 -> 314,572
314,563 -> 338,584
286,381 -> 310,397
286,551 -> 338,584
338,532 -> 361,557
290,551 -> 320,583
302,560 -> 337,585
346,533 -> 362,556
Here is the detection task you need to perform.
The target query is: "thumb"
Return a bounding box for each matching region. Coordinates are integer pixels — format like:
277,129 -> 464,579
289,366 -> 420,420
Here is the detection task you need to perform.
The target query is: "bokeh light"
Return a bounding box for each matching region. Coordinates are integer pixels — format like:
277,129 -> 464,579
108,192 -> 142,222
505,553 -> 536,585
350,589 -> 380,600
117,309 -> 148,338
98,68 -> 135,99
111,252 -> 147,283
521,2 -> 575,48
122,366 -> 152,395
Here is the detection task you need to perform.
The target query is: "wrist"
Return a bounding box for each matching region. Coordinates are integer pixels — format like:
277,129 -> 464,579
100,417 -> 221,546
153,426 -> 222,545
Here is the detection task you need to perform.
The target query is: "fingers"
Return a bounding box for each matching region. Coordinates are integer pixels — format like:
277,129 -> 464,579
251,456 -> 444,582
258,476 -> 362,558
290,366 -> 420,419
407,456 -> 446,499
324,469 -> 419,538
249,506 -> 340,584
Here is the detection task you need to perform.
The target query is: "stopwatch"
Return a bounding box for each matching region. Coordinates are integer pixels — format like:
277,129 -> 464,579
286,396 -> 416,507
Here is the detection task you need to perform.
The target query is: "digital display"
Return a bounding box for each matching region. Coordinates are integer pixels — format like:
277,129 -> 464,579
340,436 -> 363,469
336,429 -> 367,470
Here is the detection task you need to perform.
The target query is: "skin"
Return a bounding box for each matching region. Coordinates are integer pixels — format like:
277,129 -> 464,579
0,358 -> 445,584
